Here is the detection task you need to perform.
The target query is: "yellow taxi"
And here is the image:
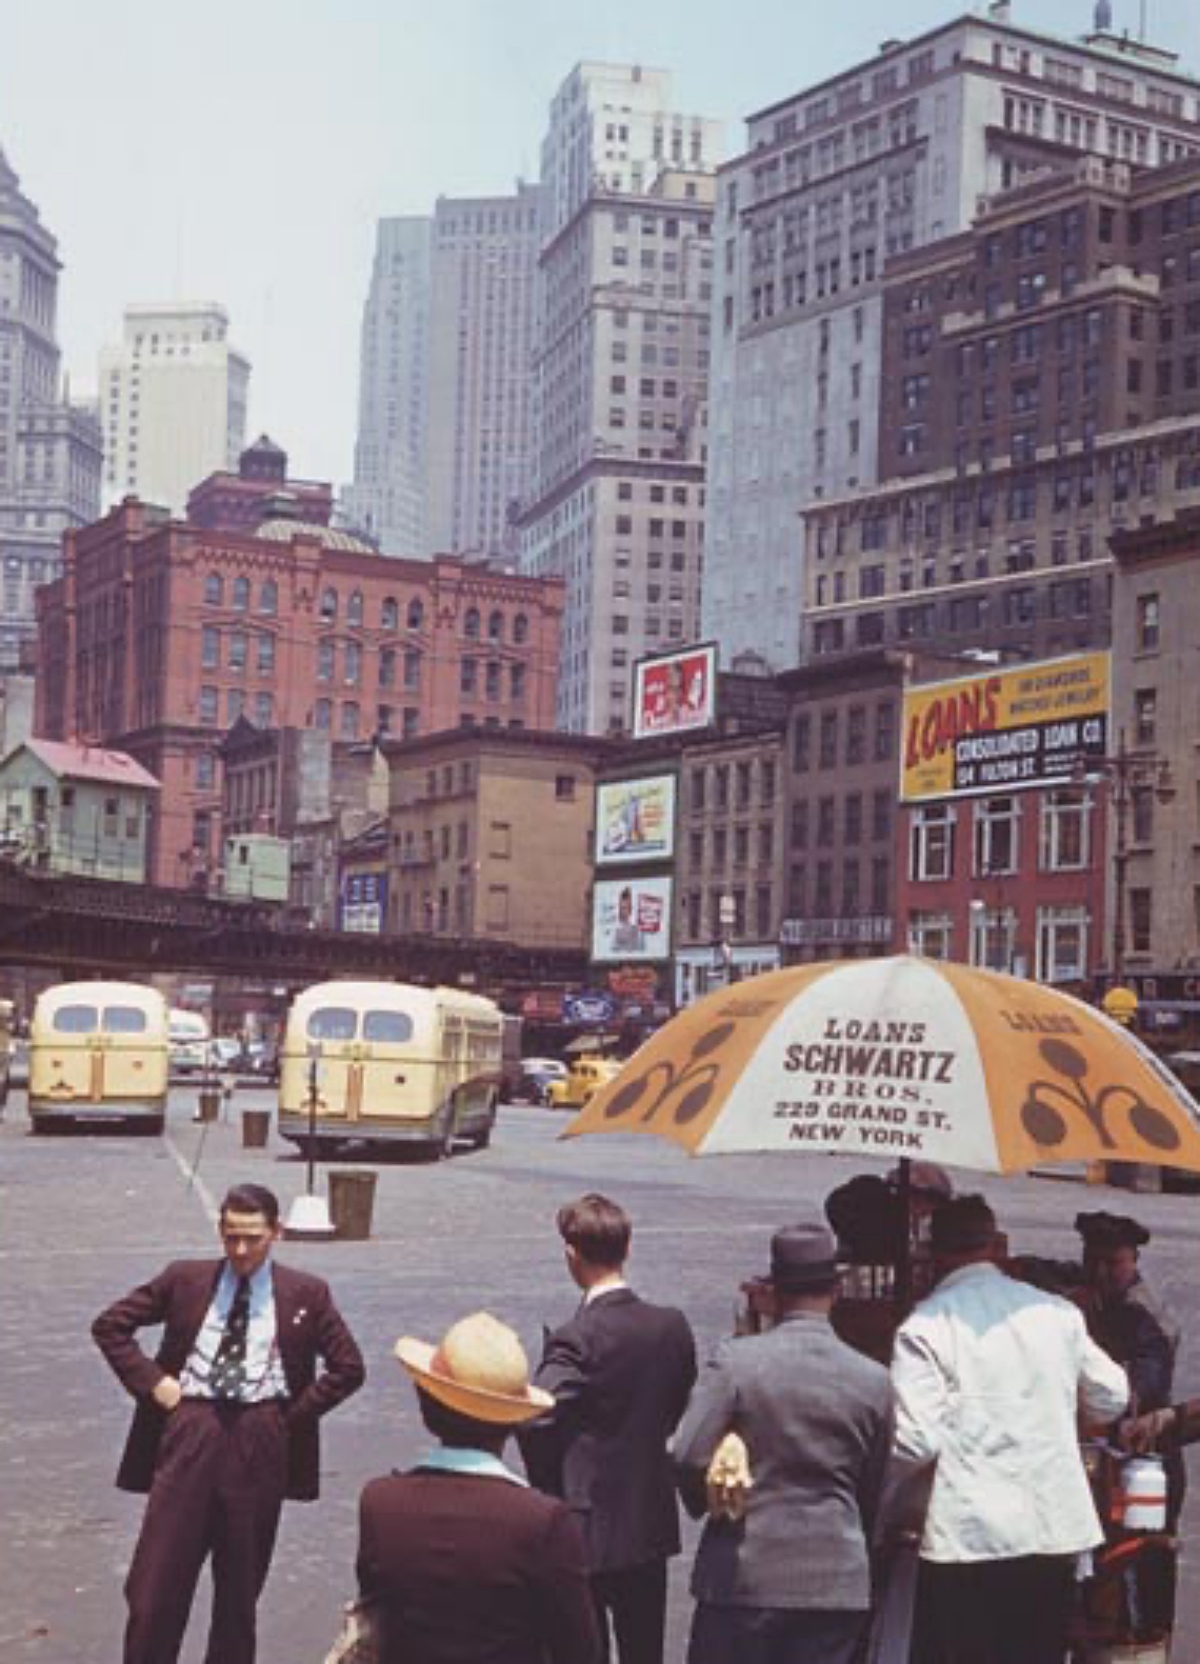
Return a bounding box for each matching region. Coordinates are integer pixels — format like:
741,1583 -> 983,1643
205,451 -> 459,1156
545,1055 -> 623,1111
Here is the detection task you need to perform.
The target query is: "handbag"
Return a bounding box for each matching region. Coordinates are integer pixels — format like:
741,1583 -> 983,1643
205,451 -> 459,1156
323,1595 -> 381,1664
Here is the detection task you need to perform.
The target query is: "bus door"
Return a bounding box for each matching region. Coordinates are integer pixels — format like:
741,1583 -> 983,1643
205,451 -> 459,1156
356,1007 -> 417,1124
40,1000 -> 101,1104
103,1002 -> 160,1102
304,1005 -> 358,1126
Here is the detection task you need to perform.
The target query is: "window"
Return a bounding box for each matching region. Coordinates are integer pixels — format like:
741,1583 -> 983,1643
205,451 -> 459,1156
201,625 -> 219,670
872,789 -> 891,842
1037,906 -> 1089,983
404,650 -> 421,691
226,689 -> 244,723
792,714 -> 810,771
555,775 -> 576,801
874,701 -> 895,761
844,794 -> 863,845
1129,889 -> 1152,954
819,711 -> 838,768
341,702 -> 360,739
204,573 -> 224,606
513,612 -> 529,645
974,796 -> 1018,875
790,801 -> 809,849
257,634 -> 275,675
347,590 -> 364,627
910,804 -> 955,881
380,647 -> 396,688
908,911 -> 953,959
488,610 -> 504,643
381,597 -> 399,629
318,640 -> 334,682
195,752 -> 215,789
971,907 -> 1017,972
1136,594 -> 1160,652
1132,785 -> 1155,845
257,579 -> 277,616
1040,790 -> 1091,870
464,607 -> 480,640
846,706 -> 866,764
254,692 -> 273,726
344,642 -> 361,686
319,587 -> 338,621
228,631 -> 247,671
1134,688 -> 1157,746
199,685 -> 218,724
232,576 -> 250,611
314,698 -> 331,730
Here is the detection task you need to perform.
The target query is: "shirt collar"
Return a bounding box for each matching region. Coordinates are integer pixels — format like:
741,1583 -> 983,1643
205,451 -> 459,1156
935,1261 -> 1003,1294
584,1277 -> 629,1306
220,1260 -> 273,1299
418,1446 -> 527,1486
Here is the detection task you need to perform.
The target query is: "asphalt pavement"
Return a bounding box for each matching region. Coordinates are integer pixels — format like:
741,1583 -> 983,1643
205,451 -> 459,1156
1,1082 -> 1198,1662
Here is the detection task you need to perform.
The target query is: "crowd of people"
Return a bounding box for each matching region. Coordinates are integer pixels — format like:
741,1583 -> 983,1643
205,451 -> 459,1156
90,1180 -> 1189,1664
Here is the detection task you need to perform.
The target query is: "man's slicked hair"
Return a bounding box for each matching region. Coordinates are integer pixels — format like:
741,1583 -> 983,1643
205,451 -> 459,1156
556,1192 -> 631,1269
220,1183 -> 280,1227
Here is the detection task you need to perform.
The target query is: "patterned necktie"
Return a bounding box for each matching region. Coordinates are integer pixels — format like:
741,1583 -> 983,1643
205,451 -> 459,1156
210,1276 -> 251,1400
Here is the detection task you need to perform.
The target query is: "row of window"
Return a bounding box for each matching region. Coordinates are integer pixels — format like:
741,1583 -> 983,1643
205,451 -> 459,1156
201,575 -> 533,647
687,757 -> 777,813
909,792 -> 1092,882
793,703 -> 896,770
909,905 -> 1091,984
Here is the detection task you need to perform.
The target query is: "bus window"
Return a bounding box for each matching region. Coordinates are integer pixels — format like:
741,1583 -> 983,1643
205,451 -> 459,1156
53,1004 -> 99,1034
363,1011 -> 413,1044
106,1006 -> 149,1034
307,1007 -> 358,1043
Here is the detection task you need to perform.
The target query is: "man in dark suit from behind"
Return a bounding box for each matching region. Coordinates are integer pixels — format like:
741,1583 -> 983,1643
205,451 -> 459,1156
358,1310 -> 601,1663
519,1192 -> 698,1664
673,1216 -> 895,1664
92,1182 -> 365,1664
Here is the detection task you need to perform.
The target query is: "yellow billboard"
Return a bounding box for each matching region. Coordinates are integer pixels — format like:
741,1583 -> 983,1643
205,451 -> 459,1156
901,652 -> 1110,803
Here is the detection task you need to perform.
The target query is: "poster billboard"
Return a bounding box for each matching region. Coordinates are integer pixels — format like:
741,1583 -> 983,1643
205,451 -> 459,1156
595,775 -> 677,865
340,871 -> 387,934
591,876 -> 673,963
900,652 -> 1110,803
632,643 -> 717,740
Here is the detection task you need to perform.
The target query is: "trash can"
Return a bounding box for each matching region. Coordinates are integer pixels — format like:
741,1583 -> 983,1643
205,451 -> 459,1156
197,1087 -> 221,1123
328,1169 -> 378,1241
242,1107 -> 271,1149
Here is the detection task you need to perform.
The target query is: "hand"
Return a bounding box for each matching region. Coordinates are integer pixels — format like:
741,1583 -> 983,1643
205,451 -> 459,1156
152,1376 -> 183,1412
1119,1407 -> 1175,1454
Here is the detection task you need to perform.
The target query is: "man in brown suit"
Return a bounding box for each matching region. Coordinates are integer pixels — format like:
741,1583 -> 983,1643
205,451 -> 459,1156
93,1182 -> 365,1664
358,1310 -> 601,1663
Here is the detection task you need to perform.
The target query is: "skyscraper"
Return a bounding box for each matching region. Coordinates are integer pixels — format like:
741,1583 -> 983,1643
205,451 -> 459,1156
520,63 -> 723,734
0,145 -> 101,672
97,301 -> 250,515
703,6 -> 1200,670
425,184 -> 542,560
343,217 -> 432,558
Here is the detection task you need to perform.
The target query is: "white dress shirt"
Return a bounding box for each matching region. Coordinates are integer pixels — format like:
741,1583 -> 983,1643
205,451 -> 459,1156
892,1262 -> 1128,1563
180,1261 -> 289,1403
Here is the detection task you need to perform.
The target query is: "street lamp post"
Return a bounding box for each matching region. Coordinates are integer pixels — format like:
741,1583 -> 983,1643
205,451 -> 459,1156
1082,729 -> 1175,989
717,892 -> 737,985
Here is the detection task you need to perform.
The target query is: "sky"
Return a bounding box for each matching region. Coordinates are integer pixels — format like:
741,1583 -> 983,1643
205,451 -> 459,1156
3,0 -> 1196,490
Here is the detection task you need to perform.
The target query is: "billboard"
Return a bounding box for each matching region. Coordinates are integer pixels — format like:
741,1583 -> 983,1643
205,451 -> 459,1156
340,871 -> 388,934
591,876 -> 673,963
901,652 -> 1110,803
596,775 -> 677,865
633,643 -> 717,739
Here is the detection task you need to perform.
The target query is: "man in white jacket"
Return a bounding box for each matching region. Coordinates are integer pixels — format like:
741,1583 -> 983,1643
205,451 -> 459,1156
892,1194 -> 1128,1664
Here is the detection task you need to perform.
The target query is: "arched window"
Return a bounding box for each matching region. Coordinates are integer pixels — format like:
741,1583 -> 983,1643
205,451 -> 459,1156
464,606 -> 481,640
204,573 -> 224,606
232,575 -> 250,611
259,579 -> 278,615
513,611 -> 529,644
488,609 -> 504,643
381,596 -> 399,629
348,589 -> 364,627
319,587 -> 338,621
407,597 -> 425,631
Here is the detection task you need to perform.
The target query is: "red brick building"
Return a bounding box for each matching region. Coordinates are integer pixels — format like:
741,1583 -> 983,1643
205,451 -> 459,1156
35,440 -> 564,886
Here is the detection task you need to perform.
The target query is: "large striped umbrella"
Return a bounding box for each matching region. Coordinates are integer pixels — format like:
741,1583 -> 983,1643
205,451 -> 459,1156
563,956 -> 1200,1175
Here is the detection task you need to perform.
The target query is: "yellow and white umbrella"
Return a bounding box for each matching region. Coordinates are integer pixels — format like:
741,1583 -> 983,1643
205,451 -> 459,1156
564,956 -> 1200,1176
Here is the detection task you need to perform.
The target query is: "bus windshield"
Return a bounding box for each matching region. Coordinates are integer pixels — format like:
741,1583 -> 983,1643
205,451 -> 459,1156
53,1004 -> 99,1034
307,1007 -> 358,1042
363,1010 -> 413,1044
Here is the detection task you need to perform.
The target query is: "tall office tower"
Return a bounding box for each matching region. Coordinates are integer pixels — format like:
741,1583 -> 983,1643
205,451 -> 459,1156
97,302 -> 250,515
520,64 -> 723,734
342,217 -> 432,557
0,145 -> 102,672
424,184 -> 543,559
703,4 -> 1200,670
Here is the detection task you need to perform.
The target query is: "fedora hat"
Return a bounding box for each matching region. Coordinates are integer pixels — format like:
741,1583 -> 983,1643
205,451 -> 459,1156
395,1312 -> 554,1427
767,1219 -> 841,1291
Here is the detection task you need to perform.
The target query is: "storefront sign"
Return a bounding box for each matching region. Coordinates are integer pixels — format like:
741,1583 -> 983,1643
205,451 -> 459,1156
901,652 -> 1109,802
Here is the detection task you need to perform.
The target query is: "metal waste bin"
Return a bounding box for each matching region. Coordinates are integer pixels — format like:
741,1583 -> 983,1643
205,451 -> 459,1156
197,1087 -> 221,1123
242,1107 -> 271,1149
328,1169 -> 377,1241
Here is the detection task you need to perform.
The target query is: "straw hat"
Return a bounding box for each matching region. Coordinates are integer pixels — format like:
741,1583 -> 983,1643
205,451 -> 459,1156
395,1312 -> 554,1426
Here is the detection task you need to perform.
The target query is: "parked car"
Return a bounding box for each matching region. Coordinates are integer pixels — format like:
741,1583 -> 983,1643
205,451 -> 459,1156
509,1057 -> 568,1105
545,1055 -> 623,1111
207,1037 -> 245,1072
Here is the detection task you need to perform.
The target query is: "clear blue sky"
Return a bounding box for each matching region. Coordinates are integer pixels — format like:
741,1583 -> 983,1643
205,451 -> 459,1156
3,1 -> 1195,489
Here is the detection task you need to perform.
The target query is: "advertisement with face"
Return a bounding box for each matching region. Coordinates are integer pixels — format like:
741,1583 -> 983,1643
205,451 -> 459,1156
591,876 -> 673,963
632,644 -> 716,740
595,775 -> 677,865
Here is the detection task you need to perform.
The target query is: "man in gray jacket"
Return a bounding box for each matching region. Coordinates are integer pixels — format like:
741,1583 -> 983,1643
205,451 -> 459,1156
674,1216 -> 894,1664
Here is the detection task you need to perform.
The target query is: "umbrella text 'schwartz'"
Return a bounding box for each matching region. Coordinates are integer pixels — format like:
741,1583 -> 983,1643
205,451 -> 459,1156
783,1041 -> 956,1085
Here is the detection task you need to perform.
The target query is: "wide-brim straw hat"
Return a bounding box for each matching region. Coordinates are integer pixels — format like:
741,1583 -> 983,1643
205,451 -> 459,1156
395,1311 -> 555,1427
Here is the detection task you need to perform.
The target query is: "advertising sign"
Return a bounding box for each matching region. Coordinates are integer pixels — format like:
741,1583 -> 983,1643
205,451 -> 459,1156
595,775 -> 677,865
633,643 -> 717,740
900,652 -> 1109,803
563,991 -> 619,1026
341,871 -> 387,934
591,876 -> 673,963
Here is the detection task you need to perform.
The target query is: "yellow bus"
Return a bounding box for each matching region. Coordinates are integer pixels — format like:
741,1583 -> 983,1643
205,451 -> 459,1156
29,981 -> 169,1134
278,980 -> 503,1159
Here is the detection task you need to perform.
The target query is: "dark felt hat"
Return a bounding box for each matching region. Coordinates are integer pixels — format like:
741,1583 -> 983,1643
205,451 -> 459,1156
768,1219 -> 841,1291
930,1194 -> 997,1256
1075,1210 -> 1150,1250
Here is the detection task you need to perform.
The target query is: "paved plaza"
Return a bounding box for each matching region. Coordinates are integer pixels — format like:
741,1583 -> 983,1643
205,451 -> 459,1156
1,1083 -> 1198,1662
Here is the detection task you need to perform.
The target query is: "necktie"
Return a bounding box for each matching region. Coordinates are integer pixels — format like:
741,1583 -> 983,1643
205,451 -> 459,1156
210,1276 -> 251,1400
